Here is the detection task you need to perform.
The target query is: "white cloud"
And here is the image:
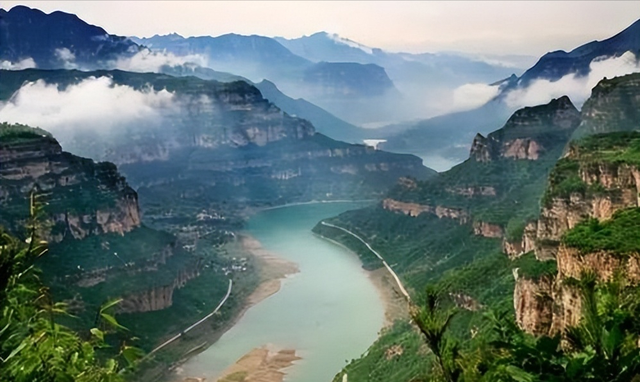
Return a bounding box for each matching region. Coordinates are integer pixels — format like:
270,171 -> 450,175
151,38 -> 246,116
54,47 -> 77,69
0,76 -> 176,137
505,51 -> 640,109
55,47 -> 76,62
451,83 -> 500,112
0,58 -> 37,70
113,48 -> 208,73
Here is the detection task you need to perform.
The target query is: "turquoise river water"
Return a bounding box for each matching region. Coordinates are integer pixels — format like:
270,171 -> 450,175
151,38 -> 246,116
175,202 -> 385,382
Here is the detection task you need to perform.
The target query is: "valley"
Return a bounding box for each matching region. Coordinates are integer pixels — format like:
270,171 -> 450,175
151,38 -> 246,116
2,3 -> 640,382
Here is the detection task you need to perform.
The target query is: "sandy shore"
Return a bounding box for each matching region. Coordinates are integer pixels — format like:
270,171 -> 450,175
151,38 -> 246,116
367,268 -> 410,327
240,235 -> 299,306
215,346 -> 301,382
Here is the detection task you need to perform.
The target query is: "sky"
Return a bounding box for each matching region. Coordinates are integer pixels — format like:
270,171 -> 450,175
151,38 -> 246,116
3,1 -> 640,57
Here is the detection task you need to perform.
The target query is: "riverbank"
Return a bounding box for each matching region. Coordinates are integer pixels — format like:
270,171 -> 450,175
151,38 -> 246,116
216,346 -> 301,382
313,234 -> 409,327
172,235 -> 299,382
240,235 -> 299,307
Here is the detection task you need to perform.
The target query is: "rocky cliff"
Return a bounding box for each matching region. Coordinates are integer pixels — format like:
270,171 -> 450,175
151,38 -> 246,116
118,260 -> 202,313
0,70 -> 432,220
574,73 -> 640,138
470,96 -> 580,163
382,96 -> 580,243
0,123 -> 140,240
0,123 -> 211,338
513,132 -> 640,336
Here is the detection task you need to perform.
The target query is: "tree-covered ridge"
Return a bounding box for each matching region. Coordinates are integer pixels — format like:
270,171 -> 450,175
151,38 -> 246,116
543,132 -> 640,204
0,122 -> 52,142
574,73 -> 640,138
385,96 -> 579,229
563,208 -> 640,256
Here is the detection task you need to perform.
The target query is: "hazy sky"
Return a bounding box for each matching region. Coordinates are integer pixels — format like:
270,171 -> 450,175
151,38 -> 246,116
3,1 -> 640,56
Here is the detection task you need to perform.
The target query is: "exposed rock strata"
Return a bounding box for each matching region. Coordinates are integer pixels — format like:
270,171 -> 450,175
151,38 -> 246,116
382,198 -> 469,223
0,134 -> 141,241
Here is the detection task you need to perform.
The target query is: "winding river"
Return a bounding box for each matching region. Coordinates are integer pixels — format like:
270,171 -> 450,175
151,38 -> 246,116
176,202 -> 385,382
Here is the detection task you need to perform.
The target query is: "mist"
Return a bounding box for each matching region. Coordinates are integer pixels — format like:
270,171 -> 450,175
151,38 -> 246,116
112,48 -> 209,73
0,76 -> 176,141
505,51 -> 640,109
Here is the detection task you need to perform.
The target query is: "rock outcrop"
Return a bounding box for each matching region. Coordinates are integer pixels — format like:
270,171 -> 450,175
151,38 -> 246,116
382,198 -> 469,223
470,96 -> 580,163
0,125 -> 140,241
513,131 -> 640,336
513,273 -> 555,335
118,261 -> 202,313
0,70 -> 433,212
473,221 -> 504,238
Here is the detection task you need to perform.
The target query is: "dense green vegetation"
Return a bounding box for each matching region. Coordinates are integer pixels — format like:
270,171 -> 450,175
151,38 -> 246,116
544,132 -> 640,205
563,208 -> 640,255
0,121 -> 52,141
512,252 -> 558,280
319,97 -> 586,381
0,196 -> 141,381
405,274 -> 640,382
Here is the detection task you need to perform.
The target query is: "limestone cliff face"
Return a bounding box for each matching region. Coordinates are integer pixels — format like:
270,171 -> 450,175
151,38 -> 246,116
0,133 -> 141,241
470,96 -> 580,163
118,263 -> 201,313
556,245 -> 640,284
513,132 -> 640,336
535,162 -> 640,260
513,273 -> 555,335
473,221 -> 503,238
502,138 -> 541,160
382,198 -> 469,223
502,222 -> 537,259
446,186 -> 497,197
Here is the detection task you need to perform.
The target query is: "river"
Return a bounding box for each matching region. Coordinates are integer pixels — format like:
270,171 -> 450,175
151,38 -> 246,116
175,202 -> 385,382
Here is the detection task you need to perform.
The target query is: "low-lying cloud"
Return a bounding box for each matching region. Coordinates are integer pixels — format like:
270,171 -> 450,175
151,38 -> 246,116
113,48 -> 208,73
451,82 -> 500,112
0,58 -> 37,70
0,76 -> 175,137
505,51 -> 640,109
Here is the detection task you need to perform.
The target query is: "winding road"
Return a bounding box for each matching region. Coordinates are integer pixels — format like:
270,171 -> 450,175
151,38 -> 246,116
146,278 -> 233,357
320,222 -> 411,301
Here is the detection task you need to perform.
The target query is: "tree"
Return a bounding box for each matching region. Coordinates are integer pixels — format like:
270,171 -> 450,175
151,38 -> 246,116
0,191 -> 142,381
411,286 -> 463,382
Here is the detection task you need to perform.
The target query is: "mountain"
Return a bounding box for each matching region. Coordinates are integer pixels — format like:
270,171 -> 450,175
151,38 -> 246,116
312,95 -> 583,381
0,69 -> 434,220
133,33 -> 310,82
275,32 -> 379,64
132,33 -> 398,124
0,5 -> 138,69
277,32 -> 522,124
515,19 -> 640,86
254,79 -> 367,143
380,97 -> 514,171
276,31 -> 522,85
382,19 -> 640,171
313,71 -> 640,381
0,123 -> 235,359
